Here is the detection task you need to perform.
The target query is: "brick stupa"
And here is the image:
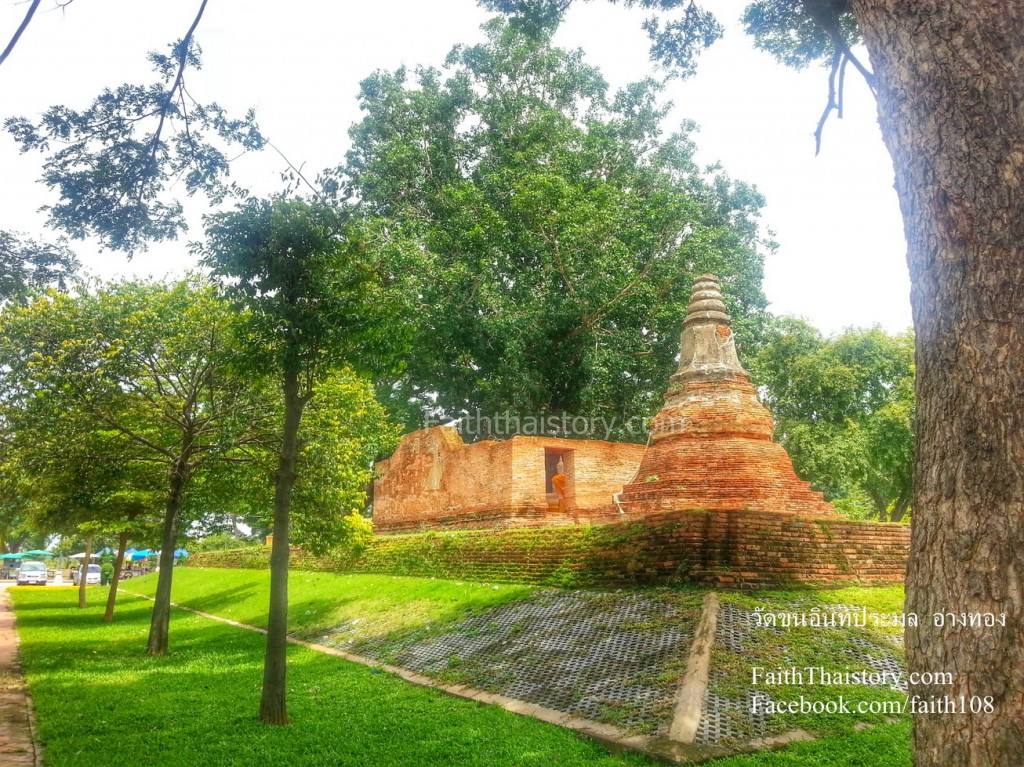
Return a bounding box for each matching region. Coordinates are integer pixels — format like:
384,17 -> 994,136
618,275 -> 835,516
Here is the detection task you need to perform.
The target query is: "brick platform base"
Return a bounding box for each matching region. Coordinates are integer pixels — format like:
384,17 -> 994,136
373,504 -> 628,535
189,509 -> 910,590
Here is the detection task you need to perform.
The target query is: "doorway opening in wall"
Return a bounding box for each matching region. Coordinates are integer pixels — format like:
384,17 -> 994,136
544,448 -> 575,511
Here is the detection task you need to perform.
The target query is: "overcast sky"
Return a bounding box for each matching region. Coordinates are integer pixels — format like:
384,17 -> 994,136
0,0 -> 912,335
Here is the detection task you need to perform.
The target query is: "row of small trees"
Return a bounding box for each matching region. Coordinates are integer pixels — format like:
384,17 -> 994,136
0,199 -> 406,724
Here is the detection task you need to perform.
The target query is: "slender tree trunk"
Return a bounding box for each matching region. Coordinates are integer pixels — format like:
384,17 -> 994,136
103,530 -> 129,623
77,534 -> 92,609
259,365 -> 305,726
851,2 -> 1024,763
890,496 -> 910,525
147,457 -> 189,656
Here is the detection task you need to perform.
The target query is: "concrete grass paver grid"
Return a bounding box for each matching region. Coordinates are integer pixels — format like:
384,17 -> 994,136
697,602 -> 778,745
700,601 -> 908,745
344,590 -> 700,734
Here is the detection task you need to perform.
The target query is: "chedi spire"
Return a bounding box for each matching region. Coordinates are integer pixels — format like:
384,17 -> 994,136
676,274 -> 746,381
620,275 -> 834,516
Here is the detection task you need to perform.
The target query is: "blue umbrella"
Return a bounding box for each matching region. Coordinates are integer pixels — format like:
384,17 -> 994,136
173,548 -> 189,558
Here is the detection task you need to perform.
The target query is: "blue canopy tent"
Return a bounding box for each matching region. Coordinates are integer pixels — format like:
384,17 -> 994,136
173,548 -> 189,558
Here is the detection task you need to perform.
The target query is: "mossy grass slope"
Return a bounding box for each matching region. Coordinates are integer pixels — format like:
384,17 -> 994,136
12,577 -> 910,766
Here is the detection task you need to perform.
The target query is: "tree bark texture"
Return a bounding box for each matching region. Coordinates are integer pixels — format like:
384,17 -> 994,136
259,365 -> 304,726
147,457 -> 188,656
104,530 -> 129,623
77,534 -> 92,609
851,2 -> 1024,763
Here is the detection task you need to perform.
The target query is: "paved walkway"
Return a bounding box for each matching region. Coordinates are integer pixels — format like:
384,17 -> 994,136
0,584 -> 40,766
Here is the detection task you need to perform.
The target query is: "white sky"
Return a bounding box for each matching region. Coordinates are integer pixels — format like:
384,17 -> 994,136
0,0 -> 911,335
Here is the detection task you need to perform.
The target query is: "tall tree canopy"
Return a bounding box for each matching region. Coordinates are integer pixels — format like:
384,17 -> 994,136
340,17 -> 770,437
0,230 -> 78,304
750,319 -> 914,521
4,1 -> 264,252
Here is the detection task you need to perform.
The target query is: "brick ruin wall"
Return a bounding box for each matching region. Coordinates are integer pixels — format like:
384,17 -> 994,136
373,427 -> 646,534
189,508 -> 909,589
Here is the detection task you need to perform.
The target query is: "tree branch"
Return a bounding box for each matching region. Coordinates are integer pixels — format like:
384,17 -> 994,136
0,0 -> 42,69
814,50 -> 842,156
831,35 -> 875,92
96,412 -> 176,460
837,53 -> 848,119
138,0 -> 209,202
269,142 -> 324,199
568,250 -> 660,338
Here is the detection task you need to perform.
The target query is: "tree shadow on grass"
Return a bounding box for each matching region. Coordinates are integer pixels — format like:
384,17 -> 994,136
17,594 -> 651,767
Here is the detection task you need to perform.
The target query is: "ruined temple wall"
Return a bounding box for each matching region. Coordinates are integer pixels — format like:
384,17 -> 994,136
509,437 -> 646,510
191,510 -> 911,589
373,427 -> 646,533
373,428 -> 517,529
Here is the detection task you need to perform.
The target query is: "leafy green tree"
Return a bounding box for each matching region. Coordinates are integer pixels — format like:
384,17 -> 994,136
4,1 -> 264,252
5,391 -> 163,610
750,319 -> 914,521
195,367 -> 400,551
0,277 -> 271,650
199,197 -> 411,725
0,231 -> 78,304
0,437 -> 36,553
284,369 -> 399,551
340,17 -> 770,436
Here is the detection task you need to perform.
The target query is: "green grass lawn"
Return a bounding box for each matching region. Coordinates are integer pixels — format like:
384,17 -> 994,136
11,575 -> 911,766
11,587 -> 651,767
121,567 -> 534,641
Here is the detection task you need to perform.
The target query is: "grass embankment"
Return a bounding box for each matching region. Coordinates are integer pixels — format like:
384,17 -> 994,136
11,587 -> 649,767
122,567 -> 533,641
11,575 -> 910,766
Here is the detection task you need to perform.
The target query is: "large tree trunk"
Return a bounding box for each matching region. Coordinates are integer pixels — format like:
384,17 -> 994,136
77,534 -> 92,609
851,2 -> 1024,764
259,365 -> 304,726
103,530 -> 129,623
147,457 -> 189,656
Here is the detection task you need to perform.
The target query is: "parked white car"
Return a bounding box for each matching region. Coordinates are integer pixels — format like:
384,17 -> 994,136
73,563 -> 101,586
16,561 -> 48,586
